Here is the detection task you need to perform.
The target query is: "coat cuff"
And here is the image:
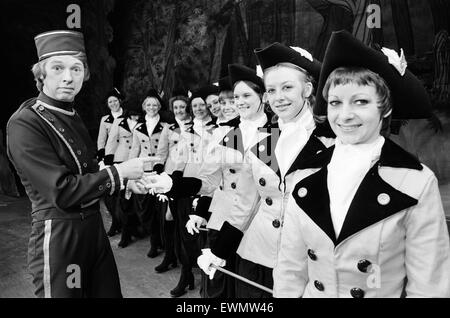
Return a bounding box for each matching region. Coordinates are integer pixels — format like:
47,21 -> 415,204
97,148 -> 105,161
104,154 -> 114,166
170,171 -> 201,198
153,163 -> 165,174
211,221 -> 243,260
105,165 -> 121,195
195,196 -> 212,220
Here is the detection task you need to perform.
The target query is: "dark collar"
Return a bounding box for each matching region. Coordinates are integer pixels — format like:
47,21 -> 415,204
302,137 -> 423,171
38,92 -> 74,111
219,116 -> 241,128
221,126 -> 245,155
291,137 -> 421,246
285,132 -> 329,175
250,126 -> 281,177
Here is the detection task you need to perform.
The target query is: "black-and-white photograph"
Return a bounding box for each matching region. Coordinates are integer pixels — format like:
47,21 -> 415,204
1,0 -> 449,301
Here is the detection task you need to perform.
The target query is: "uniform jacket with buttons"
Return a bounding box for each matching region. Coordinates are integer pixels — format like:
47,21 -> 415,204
7,94 -> 122,217
236,125 -> 334,268
104,116 -> 137,164
196,116 -> 261,232
274,138 -> 450,298
128,117 -> 169,170
155,120 -> 190,174
180,119 -> 217,178
96,110 -> 123,161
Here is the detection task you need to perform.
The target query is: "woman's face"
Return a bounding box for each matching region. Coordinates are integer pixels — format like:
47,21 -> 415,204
108,96 -> 121,112
173,99 -> 189,121
191,97 -> 209,120
327,83 -> 388,145
264,66 -> 312,122
219,93 -> 239,121
233,81 -> 263,120
143,97 -> 161,117
206,94 -> 221,118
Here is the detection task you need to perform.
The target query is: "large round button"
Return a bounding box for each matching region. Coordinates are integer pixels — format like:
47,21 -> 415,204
259,178 -> 266,186
307,249 -> 317,261
231,182 -> 236,189
272,219 -> 280,228
377,193 -> 390,205
314,280 -> 324,291
106,182 -> 111,188
224,136 -> 230,143
297,187 -> 307,198
265,197 -> 272,206
229,168 -> 236,174
357,259 -> 372,273
126,140 -> 129,143
82,162 -> 88,168
38,105 -> 45,111
350,288 -> 365,298
98,185 -> 104,191
76,150 -> 82,155
258,145 -> 265,152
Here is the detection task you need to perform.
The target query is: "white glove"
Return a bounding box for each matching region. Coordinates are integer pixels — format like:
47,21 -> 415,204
142,172 -> 173,194
185,214 -> 207,235
197,248 -> 226,280
98,160 -> 106,170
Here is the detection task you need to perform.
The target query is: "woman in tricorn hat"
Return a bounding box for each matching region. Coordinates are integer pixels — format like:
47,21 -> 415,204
196,42 -> 334,297
274,30 -> 450,298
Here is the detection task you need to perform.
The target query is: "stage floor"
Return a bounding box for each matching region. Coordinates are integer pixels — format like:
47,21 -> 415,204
1,182 -> 449,298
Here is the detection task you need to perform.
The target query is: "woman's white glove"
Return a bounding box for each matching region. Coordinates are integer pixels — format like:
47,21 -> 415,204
197,248 -> 226,280
142,172 -> 173,194
98,160 -> 106,170
185,214 -> 207,235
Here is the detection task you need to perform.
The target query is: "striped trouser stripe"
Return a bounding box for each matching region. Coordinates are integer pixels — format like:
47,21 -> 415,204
43,220 -> 52,298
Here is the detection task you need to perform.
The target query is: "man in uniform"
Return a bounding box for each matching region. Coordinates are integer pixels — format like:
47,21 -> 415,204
7,30 -> 149,298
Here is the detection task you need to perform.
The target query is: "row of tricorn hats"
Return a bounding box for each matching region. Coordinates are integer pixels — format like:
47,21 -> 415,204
108,30 -> 431,120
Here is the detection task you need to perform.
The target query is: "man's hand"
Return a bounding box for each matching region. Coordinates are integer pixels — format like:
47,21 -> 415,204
143,172 -> 173,194
197,248 -> 226,280
116,158 -> 153,180
185,214 -> 207,235
127,179 -> 148,194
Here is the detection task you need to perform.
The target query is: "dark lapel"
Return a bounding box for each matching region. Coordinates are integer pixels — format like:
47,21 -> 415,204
169,121 -> 181,134
151,120 -> 164,136
336,163 -> 418,245
221,127 -> 245,156
136,122 -> 149,137
104,114 -> 114,124
250,123 -> 281,177
219,116 -> 240,128
118,118 -> 131,133
185,121 -> 200,136
292,167 -> 337,244
205,117 -> 218,134
293,138 -> 421,246
285,132 -> 329,175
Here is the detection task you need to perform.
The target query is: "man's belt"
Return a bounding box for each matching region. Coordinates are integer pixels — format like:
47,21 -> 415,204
31,203 -> 100,222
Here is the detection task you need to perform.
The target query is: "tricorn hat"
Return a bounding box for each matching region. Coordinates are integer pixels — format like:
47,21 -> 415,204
145,88 -> 165,108
254,42 -> 321,81
314,30 -> 432,119
228,64 -> 265,91
218,76 -> 232,92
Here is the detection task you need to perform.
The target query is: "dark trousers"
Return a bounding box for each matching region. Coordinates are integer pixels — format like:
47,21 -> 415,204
200,229 -> 236,298
134,193 -> 161,250
235,254 -> 273,298
28,212 -> 122,298
173,197 -> 201,269
104,192 -> 121,232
